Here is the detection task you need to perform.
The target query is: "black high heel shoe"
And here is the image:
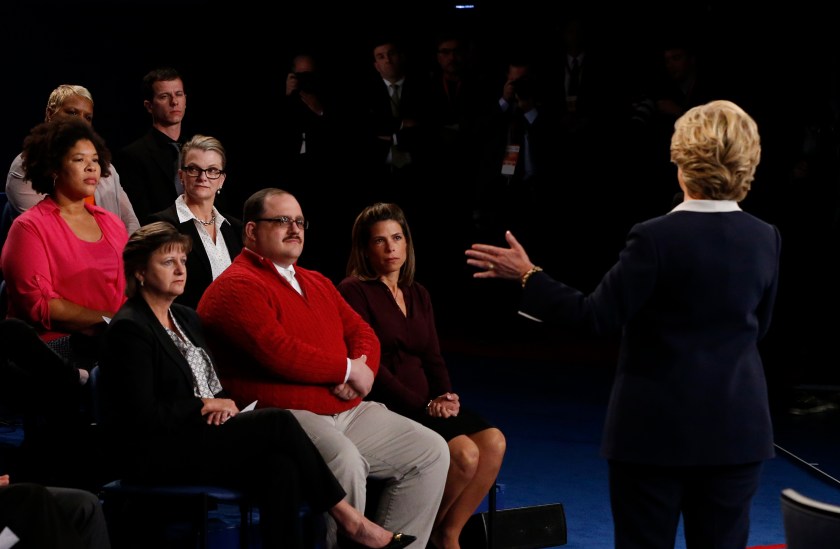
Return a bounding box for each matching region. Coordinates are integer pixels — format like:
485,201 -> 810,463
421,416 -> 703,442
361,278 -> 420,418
382,533 -> 416,549
338,532 -> 417,549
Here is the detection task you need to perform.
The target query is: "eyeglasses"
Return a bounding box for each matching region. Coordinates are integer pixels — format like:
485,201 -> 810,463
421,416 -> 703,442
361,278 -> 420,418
253,216 -> 310,230
181,165 -> 225,179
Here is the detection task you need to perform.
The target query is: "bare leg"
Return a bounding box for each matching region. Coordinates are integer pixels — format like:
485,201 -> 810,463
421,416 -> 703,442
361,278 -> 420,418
431,429 -> 506,549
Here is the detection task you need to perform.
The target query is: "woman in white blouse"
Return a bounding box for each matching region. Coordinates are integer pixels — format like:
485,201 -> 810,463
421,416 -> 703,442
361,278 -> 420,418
149,134 -> 243,309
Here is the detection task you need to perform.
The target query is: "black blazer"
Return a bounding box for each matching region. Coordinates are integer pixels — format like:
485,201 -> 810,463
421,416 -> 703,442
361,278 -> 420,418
150,205 -> 243,310
116,128 -> 182,224
99,296 -> 226,479
520,207 -> 781,466
362,74 -> 430,166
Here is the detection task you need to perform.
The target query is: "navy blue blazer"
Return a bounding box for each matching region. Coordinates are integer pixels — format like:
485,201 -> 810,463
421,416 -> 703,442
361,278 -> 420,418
520,206 -> 781,466
150,205 -> 243,310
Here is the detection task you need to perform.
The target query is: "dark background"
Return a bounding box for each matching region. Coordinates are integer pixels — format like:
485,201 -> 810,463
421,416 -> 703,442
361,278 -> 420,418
2,1 -> 839,393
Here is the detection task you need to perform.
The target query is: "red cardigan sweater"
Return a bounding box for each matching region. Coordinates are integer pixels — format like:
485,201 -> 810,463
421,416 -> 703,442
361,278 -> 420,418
197,248 -> 381,415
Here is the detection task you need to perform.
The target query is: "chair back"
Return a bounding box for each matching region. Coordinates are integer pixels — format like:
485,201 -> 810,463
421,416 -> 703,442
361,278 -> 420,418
88,365 -> 102,425
781,487 -> 840,549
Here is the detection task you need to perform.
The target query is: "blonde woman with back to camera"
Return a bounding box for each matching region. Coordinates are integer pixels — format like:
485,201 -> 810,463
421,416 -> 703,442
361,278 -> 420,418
466,100 -> 780,549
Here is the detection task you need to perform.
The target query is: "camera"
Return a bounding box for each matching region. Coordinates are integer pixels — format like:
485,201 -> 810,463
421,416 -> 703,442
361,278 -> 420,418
510,74 -> 536,101
294,71 -> 320,94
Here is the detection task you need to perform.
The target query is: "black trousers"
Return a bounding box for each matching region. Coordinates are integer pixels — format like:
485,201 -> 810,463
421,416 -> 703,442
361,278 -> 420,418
609,460 -> 763,549
0,483 -> 110,549
0,319 -> 100,489
126,408 -> 347,549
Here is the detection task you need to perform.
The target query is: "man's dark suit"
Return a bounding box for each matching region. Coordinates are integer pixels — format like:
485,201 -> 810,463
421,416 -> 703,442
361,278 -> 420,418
149,205 -> 243,310
98,296 -> 347,547
116,128 -> 182,225
519,204 -> 781,548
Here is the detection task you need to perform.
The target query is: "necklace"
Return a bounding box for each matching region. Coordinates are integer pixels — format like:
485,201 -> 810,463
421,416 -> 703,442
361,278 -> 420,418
196,213 -> 216,226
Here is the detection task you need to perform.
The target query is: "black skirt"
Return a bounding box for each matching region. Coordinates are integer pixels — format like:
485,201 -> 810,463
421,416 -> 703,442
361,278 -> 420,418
411,406 -> 495,442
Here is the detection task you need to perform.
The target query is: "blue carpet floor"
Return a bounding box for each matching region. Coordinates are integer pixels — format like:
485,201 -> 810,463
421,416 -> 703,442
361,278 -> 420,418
443,339 -> 840,549
4,336 -> 840,548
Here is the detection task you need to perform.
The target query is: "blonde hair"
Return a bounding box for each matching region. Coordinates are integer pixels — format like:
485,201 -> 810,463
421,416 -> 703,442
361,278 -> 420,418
45,85 -> 93,120
180,134 -> 227,168
670,100 -> 761,202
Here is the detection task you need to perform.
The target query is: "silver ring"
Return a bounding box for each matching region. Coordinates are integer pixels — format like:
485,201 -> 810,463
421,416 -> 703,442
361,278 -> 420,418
488,262 -> 495,270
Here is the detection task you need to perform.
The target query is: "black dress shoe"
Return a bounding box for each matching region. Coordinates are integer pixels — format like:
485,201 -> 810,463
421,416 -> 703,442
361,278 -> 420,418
383,533 -> 416,549
337,532 -> 417,549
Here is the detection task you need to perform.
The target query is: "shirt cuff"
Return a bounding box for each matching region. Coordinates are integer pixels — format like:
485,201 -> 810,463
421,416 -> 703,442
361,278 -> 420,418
344,358 -> 352,383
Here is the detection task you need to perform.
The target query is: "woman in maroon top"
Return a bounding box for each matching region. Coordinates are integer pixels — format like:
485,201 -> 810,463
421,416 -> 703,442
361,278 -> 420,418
339,202 -> 506,549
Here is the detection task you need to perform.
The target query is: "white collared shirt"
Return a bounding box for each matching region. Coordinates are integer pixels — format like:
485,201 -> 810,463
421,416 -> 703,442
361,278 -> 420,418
670,199 -> 742,214
175,196 -> 232,280
273,262 -> 303,295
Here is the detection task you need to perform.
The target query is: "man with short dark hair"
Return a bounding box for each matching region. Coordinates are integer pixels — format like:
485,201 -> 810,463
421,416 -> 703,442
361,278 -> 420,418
117,67 -> 190,224
197,188 -> 449,549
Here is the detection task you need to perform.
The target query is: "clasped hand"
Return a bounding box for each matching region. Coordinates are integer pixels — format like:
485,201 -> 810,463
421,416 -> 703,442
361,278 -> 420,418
332,354 -> 374,401
427,392 -> 460,418
200,398 -> 239,426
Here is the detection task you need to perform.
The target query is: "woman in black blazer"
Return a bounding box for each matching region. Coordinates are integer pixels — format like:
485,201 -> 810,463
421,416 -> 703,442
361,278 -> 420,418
99,222 -> 415,549
149,134 -> 243,309
466,100 -> 780,549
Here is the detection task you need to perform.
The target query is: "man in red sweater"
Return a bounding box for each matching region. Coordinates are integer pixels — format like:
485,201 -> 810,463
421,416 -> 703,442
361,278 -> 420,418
197,188 -> 449,548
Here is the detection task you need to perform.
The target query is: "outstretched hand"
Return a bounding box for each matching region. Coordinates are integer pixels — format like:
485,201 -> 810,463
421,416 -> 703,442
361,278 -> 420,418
465,230 -> 534,281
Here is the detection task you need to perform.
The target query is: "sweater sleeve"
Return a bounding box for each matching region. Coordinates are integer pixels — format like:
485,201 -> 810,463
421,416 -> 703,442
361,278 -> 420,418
198,265 -> 368,384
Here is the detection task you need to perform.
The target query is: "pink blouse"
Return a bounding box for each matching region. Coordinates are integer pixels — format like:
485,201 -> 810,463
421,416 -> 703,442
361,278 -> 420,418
0,197 -> 128,341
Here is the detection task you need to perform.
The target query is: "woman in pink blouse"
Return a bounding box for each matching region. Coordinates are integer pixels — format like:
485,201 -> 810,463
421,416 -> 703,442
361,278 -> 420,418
1,117 -> 127,373
0,117 -> 128,488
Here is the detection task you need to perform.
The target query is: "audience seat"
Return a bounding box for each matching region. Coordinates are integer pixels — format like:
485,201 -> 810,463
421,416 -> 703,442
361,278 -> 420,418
781,487 -> 840,549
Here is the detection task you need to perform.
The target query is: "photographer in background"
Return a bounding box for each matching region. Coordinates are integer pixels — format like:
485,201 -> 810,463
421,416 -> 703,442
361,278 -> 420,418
277,52 -> 348,281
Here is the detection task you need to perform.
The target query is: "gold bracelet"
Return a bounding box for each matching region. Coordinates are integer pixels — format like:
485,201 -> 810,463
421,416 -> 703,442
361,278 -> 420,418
521,266 -> 543,288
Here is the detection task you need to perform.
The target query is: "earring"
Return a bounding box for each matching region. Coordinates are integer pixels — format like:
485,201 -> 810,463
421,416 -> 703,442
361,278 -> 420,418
52,175 -> 57,189
217,186 -> 222,195
140,279 -> 144,287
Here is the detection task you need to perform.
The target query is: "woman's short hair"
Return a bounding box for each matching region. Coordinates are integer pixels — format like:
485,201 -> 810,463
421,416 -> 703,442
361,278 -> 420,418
22,117 -> 112,195
670,99 -> 761,202
45,84 -> 94,120
181,134 -> 226,168
346,202 -> 415,286
123,222 -> 193,298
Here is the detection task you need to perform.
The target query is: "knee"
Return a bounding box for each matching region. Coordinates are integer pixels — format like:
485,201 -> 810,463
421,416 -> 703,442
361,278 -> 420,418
449,439 -> 480,478
486,428 -> 507,460
74,489 -> 102,520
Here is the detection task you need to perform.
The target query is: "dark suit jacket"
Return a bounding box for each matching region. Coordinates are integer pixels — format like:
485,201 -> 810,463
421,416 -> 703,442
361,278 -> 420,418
362,74 -> 431,167
99,296 -> 226,480
116,128 -> 182,224
149,205 -> 243,310
520,206 -> 781,467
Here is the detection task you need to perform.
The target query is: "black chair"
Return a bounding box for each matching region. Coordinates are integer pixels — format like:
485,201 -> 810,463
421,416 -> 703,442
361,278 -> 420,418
781,487 -> 840,549
0,197 -> 16,262
98,478 -> 253,549
89,366 -> 253,548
